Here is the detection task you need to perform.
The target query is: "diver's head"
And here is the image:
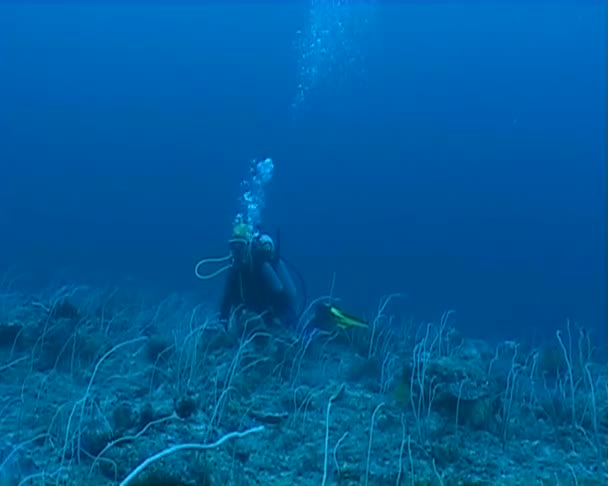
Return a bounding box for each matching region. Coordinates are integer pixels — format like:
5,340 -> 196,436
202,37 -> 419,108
232,221 -> 252,241
229,221 -> 253,265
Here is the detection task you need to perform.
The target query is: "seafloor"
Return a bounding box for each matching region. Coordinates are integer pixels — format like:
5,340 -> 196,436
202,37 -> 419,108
0,285 -> 605,485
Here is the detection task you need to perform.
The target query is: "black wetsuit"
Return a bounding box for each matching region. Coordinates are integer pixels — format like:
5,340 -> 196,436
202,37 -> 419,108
219,251 -> 298,325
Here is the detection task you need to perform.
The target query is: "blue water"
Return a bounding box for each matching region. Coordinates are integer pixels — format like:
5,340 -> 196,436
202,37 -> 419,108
0,1 -> 605,346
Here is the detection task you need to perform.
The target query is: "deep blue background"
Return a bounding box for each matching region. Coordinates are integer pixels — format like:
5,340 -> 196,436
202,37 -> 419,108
0,1 -> 605,345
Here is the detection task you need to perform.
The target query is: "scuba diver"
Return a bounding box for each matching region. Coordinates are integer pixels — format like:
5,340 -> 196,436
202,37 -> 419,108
194,156 -> 367,332
220,222 -> 298,326
195,221 -> 369,332
196,220 -> 299,327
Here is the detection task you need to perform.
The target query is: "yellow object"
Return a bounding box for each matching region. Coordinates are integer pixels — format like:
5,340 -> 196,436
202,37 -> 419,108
328,304 -> 368,329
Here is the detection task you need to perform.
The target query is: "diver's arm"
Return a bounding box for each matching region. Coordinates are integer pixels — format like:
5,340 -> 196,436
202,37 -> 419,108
260,261 -> 284,296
